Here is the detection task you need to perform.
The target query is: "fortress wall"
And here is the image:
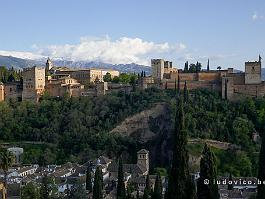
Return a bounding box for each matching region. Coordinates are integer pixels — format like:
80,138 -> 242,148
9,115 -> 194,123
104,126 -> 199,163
233,83 -> 265,98
164,80 -> 221,92
230,73 -> 245,85
178,73 -> 198,81
198,72 -> 220,81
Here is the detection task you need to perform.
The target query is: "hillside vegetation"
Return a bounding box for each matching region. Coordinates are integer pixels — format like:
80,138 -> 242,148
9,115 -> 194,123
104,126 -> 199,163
0,88 -> 265,176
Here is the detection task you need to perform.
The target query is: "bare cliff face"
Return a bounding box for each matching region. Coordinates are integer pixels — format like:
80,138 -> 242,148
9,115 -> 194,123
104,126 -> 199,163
110,103 -> 173,167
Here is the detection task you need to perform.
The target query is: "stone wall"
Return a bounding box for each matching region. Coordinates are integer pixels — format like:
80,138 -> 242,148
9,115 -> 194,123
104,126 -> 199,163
4,82 -> 23,101
164,80 -> 221,92
198,72 -> 221,81
178,73 -> 198,81
0,83 -> 4,101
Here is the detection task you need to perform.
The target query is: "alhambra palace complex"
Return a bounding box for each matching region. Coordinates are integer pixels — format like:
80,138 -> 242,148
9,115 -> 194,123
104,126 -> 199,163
151,55 -> 265,101
0,56 -> 264,102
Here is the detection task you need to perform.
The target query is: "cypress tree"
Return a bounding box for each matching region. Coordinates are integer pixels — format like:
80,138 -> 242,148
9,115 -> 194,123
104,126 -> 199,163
197,144 -> 219,199
86,167 -> 92,192
117,158 -> 126,199
188,178 -> 197,199
184,81 -> 189,103
174,78 -> 177,93
167,96 -> 191,199
224,79 -> 228,100
257,134 -> 265,199
184,61 -> 189,72
93,167 -> 103,199
196,61 -> 201,72
164,187 -> 168,199
143,190 -> 149,199
143,174 -> 151,199
40,175 -> 50,199
207,59 -> 210,71
228,173 -> 233,190
177,75 -> 180,96
152,174 -> 162,199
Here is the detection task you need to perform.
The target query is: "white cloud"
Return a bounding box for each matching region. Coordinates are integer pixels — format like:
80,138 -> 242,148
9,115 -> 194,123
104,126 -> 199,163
252,12 -> 264,21
0,50 -> 44,60
32,36 -> 186,65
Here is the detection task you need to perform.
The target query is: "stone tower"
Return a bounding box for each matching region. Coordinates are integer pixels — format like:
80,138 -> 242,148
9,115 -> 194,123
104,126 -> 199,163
137,149 -> 149,173
45,57 -> 53,74
0,82 -> 4,101
245,55 -> 262,84
151,59 -> 165,81
22,66 -> 45,102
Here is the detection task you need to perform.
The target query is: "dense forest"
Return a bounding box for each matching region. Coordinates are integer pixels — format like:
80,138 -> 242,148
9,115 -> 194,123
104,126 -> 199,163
0,87 -> 264,177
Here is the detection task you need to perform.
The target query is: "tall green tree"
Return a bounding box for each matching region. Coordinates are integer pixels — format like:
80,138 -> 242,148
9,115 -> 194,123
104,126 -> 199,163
93,167 -> 103,199
228,173 -> 233,190
167,96 -> 192,199
0,148 -> 14,199
40,175 -> 55,199
143,175 -> 151,199
257,134 -> 265,199
184,81 -> 189,103
197,144 -> 219,199
177,75 -> 180,97
22,182 -> 40,199
86,167 -> 93,192
196,61 -> 202,72
207,59 -> 210,71
184,61 -> 189,72
152,174 -> 162,199
68,181 -> 87,199
103,72 -> 112,82
117,158 -> 126,199
188,64 -> 197,73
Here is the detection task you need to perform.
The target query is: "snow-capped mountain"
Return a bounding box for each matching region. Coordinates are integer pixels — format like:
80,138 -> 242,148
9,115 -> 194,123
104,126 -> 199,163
0,55 -> 151,74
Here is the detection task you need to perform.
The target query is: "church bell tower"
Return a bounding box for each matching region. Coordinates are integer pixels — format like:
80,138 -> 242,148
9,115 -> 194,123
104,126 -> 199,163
45,57 -> 53,75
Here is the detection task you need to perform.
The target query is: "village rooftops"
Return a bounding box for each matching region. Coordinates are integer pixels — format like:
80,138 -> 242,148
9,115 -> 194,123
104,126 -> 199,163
137,149 -> 149,154
93,156 -> 112,165
108,162 -> 147,175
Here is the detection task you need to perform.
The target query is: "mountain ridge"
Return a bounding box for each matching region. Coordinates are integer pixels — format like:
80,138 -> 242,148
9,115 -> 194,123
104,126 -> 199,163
0,55 -> 151,74
0,55 -> 265,79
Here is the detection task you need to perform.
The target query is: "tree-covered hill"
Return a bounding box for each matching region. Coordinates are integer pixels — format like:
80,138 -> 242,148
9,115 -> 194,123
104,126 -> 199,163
0,88 -> 264,176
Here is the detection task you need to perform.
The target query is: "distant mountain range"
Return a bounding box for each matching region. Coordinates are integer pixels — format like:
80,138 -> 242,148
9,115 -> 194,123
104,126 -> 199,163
0,55 -> 151,74
0,55 -> 265,79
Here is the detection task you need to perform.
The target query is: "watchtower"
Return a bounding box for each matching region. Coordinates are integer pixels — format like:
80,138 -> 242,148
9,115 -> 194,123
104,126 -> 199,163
137,149 -> 149,173
45,57 -> 53,74
245,55 -> 262,84
151,59 -> 164,81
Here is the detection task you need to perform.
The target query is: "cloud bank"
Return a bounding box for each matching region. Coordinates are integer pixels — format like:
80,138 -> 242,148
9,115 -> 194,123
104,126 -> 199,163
32,36 -> 186,65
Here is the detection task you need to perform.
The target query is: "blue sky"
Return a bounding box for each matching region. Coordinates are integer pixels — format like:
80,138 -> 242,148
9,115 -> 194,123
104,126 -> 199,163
0,0 -> 265,70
